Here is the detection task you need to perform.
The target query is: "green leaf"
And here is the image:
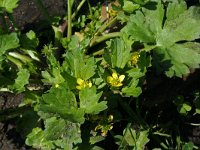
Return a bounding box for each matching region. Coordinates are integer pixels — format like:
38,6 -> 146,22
10,68 -> 30,92
122,1 -> 164,43
155,6 -> 200,77
39,87 -> 85,123
0,0 -> 19,13
122,1 -> 200,77
154,43 -> 200,77
42,67 -> 65,86
65,48 -> 96,80
126,68 -> 145,79
164,6 -> 200,43
44,117 -> 66,140
195,108 -> 200,114
122,79 -> 142,97
26,117 -> 82,150
104,38 -> 131,69
133,0 -> 149,5
0,33 -> 19,59
178,102 -> 192,115
42,44 -> 59,68
90,136 -> 105,145
123,1 -> 140,13
137,51 -> 151,73
79,87 -> 107,114
21,30 -> 39,50
123,128 -> 149,149
166,1 -> 187,21
26,127 -> 55,150
194,98 -> 200,114
182,142 -> 194,150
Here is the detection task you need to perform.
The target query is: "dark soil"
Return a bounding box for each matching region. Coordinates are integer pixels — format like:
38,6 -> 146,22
12,0 -> 66,30
0,0 -> 66,149
0,93 -> 27,150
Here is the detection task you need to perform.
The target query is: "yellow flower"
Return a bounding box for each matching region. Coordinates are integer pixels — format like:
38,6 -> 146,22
94,115 -> 114,137
76,78 -> 92,90
131,52 -> 140,65
107,72 -> 125,87
108,9 -> 117,17
55,84 -> 59,88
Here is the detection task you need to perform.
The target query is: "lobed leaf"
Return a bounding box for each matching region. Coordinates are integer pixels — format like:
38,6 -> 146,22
26,117 -> 82,150
65,48 -> 96,80
39,87 -> 85,123
123,127 -> 149,149
0,0 -> 19,13
0,33 -> 19,61
79,86 -> 107,114
122,0 -> 200,77
104,38 -> 131,69
10,68 -> 30,92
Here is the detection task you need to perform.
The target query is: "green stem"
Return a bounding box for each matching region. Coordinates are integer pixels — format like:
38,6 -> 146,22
34,0 -> 51,23
87,0 -> 92,17
92,49 -> 104,56
95,17 -> 118,36
90,32 -> 120,48
0,106 -> 32,122
67,0 -> 73,38
72,0 -> 86,20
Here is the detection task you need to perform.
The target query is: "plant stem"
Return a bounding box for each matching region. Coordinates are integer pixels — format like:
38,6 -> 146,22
95,17 -> 118,36
92,49 -> 104,56
87,0 -> 92,17
90,32 -> 120,48
67,0 -> 73,38
72,0 -> 86,20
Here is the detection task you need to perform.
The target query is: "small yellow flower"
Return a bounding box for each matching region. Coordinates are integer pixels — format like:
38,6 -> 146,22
94,115 -> 114,137
108,9 -> 117,17
76,78 -> 92,90
55,84 -> 59,88
107,72 -> 125,87
131,52 -> 140,65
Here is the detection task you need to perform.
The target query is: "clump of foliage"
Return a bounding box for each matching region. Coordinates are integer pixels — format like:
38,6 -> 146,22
0,0 -> 200,149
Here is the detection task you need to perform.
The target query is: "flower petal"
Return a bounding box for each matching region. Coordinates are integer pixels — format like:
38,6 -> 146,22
119,75 -> 125,82
77,78 -> 84,85
107,76 -> 113,83
115,83 -> 123,87
88,82 -> 92,87
112,73 -> 118,79
76,85 -> 82,90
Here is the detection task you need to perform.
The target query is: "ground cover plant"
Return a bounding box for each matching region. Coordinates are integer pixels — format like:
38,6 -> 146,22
0,0 -> 200,149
